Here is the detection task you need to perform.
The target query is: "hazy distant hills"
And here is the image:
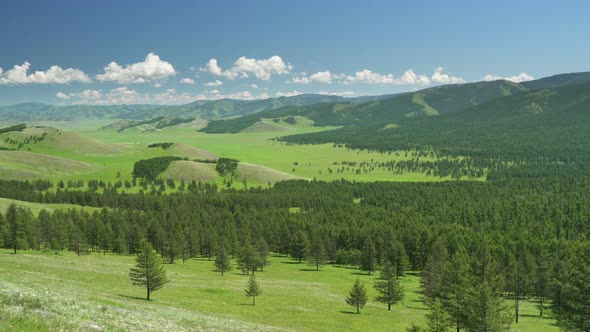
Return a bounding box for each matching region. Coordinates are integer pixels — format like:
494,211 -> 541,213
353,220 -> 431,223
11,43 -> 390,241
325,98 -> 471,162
0,94 -> 350,122
200,72 -> 590,133
2,72 -> 590,130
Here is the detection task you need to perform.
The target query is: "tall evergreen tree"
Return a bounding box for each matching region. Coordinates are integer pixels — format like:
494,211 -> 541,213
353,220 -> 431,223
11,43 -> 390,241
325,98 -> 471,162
374,260 -> 404,310
245,275 -> 262,306
422,239 -> 448,303
309,232 -> 327,271
6,204 -> 22,254
463,241 -> 512,332
426,299 -> 450,332
290,230 -> 309,263
214,244 -> 232,276
559,243 -> 590,332
441,247 -> 470,332
346,278 -> 368,314
360,237 -> 377,275
129,239 -> 169,300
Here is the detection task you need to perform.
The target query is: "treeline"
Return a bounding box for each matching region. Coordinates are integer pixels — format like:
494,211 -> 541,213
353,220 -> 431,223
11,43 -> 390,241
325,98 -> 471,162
1,178 -> 589,329
0,123 -> 27,134
147,142 -> 174,149
132,156 -> 186,181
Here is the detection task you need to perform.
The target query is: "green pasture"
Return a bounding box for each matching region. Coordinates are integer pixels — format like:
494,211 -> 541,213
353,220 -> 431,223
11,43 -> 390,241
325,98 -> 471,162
0,250 -> 557,331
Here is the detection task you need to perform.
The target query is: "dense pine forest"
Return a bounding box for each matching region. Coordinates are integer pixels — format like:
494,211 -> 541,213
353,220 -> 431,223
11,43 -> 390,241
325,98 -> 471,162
1,175 -> 589,330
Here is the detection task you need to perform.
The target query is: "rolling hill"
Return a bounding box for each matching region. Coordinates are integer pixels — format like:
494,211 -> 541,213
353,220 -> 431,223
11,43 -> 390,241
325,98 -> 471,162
200,71 -> 590,133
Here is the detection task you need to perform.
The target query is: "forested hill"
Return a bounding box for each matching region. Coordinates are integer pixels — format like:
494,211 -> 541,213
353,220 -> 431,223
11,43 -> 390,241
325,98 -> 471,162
200,71 -> 590,133
279,80 -> 590,177
0,94 -> 348,122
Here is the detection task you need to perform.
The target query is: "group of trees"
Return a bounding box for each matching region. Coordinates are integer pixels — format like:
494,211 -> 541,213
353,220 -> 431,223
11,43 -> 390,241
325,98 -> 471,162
0,177 -> 589,330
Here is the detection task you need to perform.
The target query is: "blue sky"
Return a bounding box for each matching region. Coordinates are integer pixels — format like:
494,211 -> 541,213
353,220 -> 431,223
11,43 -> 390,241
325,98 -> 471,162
0,0 -> 589,105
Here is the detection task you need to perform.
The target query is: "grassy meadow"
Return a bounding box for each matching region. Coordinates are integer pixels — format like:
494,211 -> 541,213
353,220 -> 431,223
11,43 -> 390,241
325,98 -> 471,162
0,250 -> 558,332
2,121 -> 483,185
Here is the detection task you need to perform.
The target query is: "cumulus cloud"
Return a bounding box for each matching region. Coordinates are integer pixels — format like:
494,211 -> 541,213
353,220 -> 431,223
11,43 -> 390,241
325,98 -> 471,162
293,71 -> 333,84
276,90 -> 304,97
344,67 -> 462,86
0,62 -> 91,84
201,55 -> 292,80
96,53 -> 177,83
250,84 -> 259,89
56,92 -> 70,99
482,72 -> 534,83
204,79 -> 223,86
317,90 -> 356,97
430,67 -> 465,84
179,78 -> 195,85
58,87 -> 196,105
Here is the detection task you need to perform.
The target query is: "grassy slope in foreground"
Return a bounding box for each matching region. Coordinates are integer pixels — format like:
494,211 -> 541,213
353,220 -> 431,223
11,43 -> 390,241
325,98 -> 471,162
0,251 -> 558,331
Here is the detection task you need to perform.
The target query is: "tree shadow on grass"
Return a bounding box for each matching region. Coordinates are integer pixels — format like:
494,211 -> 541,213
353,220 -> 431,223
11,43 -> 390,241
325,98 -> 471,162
339,310 -> 359,315
280,261 -> 302,265
117,294 -> 147,301
298,268 -> 321,272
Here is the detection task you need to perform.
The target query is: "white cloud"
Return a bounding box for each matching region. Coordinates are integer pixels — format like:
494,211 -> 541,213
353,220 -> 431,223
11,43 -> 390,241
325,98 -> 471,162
276,90 -> 304,97
343,67 -> 464,86
293,70 -> 333,84
58,86 -> 196,105
400,69 -> 431,85
0,62 -> 91,84
317,90 -> 356,97
56,92 -> 70,99
204,79 -> 223,87
430,67 -> 464,84
250,84 -> 259,89
201,55 -> 292,80
96,53 -> 177,83
345,69 -> 397,84
179,78 -> 195,85
482,72 -> 534,83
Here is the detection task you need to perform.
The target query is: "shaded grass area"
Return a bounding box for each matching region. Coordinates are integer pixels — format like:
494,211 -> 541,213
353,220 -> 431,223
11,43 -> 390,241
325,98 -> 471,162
0,251 -> 557,331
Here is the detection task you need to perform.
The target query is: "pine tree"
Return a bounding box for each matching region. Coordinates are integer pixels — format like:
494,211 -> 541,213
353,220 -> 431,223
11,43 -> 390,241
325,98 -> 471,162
290,230 -> 309,263
422,239 -> 448,303
309,233 -> 327,271
441,247 -> 470,332
426,299 -> 450,332
214,245 -> 232,276
374,260 -> 404,310
346,278 -> 368,314
360,237 -> 377,275
129,239 -> 169,300
245,275 -> 262,305
559,243 -> 590,331
463,241 -> 512,332
238,243 -> 258,275
6,204 -> 23,254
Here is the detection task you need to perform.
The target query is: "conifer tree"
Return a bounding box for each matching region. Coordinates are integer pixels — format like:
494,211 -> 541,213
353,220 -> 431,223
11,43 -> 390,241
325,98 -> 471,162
129,239 -> 169,300
245,275 -> 262,305
559,243 -> 590,332
360,237 -> 377,275
426,299 -> 450,332
290,230 -> 309,263
374,260 -> 404,310
214,245 -> 232,276
346,278 -> 368,314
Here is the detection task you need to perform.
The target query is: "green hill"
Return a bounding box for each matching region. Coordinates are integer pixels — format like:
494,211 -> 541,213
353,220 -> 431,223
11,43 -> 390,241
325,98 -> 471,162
278,80 -> 590,177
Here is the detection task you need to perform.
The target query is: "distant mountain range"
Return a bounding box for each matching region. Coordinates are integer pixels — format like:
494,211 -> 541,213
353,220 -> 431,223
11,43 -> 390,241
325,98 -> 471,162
0,94 -> 379,122
200,71 -> 590,133
2,72 -> 590,133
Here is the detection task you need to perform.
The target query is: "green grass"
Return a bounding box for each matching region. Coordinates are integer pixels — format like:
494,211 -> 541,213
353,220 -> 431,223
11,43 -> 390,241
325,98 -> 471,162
0,123 -> 485,186
0,250 -> 558,331
0,198 -> 100,216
